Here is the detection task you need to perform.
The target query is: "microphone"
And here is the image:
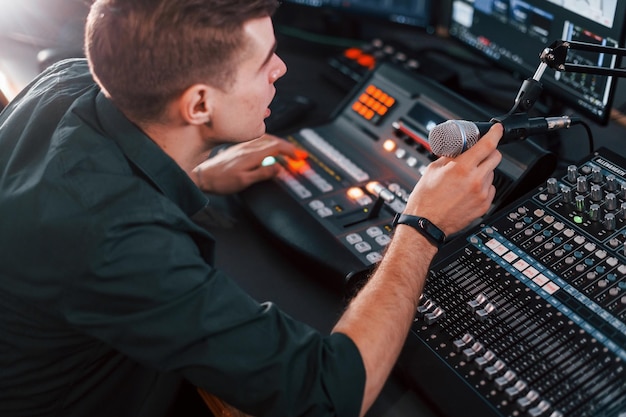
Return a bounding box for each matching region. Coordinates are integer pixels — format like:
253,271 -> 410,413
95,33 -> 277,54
428,113 -> 580,157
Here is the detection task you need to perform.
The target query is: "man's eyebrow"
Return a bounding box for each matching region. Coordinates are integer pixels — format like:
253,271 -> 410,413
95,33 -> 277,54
259,40 -> 278,70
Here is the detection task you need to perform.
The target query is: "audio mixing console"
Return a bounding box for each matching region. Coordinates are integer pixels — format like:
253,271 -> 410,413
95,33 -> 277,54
399,147 -> 626,417
241,62 -> 626,416
241,63 -> 556,281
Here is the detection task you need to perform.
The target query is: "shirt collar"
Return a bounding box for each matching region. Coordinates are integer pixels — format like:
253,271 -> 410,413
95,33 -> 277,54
93,91 -> 208,216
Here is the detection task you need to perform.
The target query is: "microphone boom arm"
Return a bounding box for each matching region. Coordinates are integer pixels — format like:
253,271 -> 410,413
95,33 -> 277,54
509,39 -> 626,115
540,40 -> 626,77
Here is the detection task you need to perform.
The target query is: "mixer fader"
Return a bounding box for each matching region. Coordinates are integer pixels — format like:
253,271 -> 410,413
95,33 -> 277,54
399,147 -> 626,417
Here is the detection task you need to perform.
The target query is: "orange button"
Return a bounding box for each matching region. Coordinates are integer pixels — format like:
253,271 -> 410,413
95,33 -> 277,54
344,47 -> 362,60
285,158 -> 309,174
357,54 -> 376,69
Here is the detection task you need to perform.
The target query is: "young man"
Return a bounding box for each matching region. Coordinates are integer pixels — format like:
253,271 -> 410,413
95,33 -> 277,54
0,0 -> 503,416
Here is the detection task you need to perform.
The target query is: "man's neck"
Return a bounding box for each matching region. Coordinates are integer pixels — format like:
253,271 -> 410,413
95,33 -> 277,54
140,122 -> 213,178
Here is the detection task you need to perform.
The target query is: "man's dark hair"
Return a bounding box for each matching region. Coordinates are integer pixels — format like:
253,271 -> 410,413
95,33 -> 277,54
85,0 -> 279,122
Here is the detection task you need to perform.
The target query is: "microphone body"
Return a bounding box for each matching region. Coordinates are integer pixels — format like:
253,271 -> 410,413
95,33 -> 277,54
428,113 -> 579,157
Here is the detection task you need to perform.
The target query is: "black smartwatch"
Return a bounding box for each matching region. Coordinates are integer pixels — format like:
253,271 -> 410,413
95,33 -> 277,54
392,213 -> 446,248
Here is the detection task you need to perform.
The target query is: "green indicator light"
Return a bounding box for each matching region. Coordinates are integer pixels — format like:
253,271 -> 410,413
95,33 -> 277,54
573,216 -> 584,224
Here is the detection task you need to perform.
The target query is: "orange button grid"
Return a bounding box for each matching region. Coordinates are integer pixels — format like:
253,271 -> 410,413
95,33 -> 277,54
352,84 -> 396,122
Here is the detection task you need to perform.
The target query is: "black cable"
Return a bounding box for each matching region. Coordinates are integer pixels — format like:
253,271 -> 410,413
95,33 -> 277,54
554,119 -> 595,168
578,119 -> 595,155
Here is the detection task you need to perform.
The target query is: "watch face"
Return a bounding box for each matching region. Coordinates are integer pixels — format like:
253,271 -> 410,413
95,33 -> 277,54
394,214 -> 445,247
420,218 -> 445,241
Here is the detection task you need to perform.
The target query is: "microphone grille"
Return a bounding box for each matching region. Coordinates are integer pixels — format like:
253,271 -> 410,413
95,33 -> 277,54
428,120 -> 481,157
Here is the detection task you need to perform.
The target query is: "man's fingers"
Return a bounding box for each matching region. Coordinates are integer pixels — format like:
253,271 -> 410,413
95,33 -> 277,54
456,123 -> 503,164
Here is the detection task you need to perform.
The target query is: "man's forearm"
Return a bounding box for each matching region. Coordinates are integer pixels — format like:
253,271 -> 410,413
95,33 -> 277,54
332,226 -> 438,415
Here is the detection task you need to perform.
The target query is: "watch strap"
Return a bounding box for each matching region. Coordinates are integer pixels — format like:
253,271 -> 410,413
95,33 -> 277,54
392,213 -> 446,248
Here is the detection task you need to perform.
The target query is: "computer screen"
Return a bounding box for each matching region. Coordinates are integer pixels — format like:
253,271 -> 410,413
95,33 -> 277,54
282,0 -> 434,31
447,0 -> 626,125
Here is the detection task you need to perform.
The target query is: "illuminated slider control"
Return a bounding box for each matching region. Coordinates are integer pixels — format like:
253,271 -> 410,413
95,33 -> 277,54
365,181 -> 395,202
346,187 -> 373,207
299,128 -> 369,182
365,181 -> 406,213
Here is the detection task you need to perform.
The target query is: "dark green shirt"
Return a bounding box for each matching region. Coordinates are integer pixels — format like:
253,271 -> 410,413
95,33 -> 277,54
0,59 -> 364,417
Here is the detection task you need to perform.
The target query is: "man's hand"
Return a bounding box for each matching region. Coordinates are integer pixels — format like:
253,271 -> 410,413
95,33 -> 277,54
193,134 -> 307,194
403,123 -> 504,236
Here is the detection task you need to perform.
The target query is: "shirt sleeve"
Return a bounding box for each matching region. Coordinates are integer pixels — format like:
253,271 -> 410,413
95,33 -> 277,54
60,207 -> 365,417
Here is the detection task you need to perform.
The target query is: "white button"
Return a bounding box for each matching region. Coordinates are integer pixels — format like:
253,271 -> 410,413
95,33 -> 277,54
355,242 -> 372,253
346,234 -> 363,244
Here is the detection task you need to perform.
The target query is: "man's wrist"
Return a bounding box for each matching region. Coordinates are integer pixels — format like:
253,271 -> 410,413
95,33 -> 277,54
392,213 -> 446,249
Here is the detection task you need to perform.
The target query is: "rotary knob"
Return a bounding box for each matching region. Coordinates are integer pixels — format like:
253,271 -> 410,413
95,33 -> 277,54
567,165 -> 578,182
591,166 -> 603,183
606,174 -> 617,191
575,194 -> 586,213
589,204 -> 602,222
606,193 -> 618,211
604,213 -> 616,231
577,176 -> 588,193
561,185 -> 573,203
590,184 -> 602,202
546,177 -> 559,194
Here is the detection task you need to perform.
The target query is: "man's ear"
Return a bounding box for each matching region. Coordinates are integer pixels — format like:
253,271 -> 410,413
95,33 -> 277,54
179,84 -> 214,126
